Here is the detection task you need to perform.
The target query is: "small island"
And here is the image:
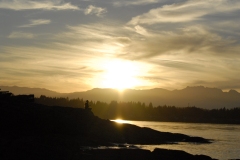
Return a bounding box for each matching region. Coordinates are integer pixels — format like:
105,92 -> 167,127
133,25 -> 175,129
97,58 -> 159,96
0,92 -> 215,160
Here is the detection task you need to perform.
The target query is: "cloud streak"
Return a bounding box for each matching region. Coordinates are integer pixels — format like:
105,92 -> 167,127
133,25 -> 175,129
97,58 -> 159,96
1,0 -> 240,92
19,19 -> 51,27
113,0 -> 160,6
8,31 -> 35,39
84,5 -> 107,17
0,45 -> 99,92
0,0 -> 79,10
120,25 -> 239,60
128,0 -> 240,25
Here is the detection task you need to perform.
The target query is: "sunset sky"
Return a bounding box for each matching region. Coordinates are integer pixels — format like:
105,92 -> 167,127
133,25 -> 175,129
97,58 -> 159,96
1,0 -> 240,93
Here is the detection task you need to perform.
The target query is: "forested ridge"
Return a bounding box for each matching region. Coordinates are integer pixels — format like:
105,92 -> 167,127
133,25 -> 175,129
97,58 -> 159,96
35,95 -> 240,124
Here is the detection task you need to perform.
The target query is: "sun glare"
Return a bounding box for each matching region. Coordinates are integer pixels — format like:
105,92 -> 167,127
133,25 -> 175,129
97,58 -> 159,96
102,60 -> 140,91
112,119 -> 131,124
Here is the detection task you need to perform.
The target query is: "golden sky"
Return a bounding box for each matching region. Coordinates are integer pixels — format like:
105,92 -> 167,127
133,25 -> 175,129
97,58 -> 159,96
1,0 -> 240,92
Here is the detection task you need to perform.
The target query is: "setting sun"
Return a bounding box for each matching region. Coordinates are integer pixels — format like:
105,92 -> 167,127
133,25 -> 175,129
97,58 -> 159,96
101,60 -> 140,91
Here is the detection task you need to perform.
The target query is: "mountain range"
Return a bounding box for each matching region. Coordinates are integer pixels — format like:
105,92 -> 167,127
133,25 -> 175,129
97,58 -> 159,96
1,85 -> 240,109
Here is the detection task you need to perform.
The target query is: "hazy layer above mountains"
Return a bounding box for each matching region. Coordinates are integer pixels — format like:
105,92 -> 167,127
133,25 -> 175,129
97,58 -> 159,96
1,86 -> 240,109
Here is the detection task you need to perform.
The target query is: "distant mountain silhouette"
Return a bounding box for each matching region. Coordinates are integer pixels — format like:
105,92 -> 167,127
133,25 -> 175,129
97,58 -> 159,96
1,85 -> 240,109
0,86 -> 66,97
67,86 -> 240,109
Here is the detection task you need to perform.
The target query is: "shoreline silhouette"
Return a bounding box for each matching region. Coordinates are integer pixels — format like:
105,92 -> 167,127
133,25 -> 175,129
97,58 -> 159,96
0,90 -> 214,159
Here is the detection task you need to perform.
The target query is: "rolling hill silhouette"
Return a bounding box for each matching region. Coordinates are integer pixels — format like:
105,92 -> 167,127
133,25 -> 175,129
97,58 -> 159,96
1,86 -> 240,109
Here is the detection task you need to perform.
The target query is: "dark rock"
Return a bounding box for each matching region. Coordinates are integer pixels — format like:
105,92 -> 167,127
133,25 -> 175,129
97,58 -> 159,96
76,148 -> 216,160
78,149 -> 152,160
152,148 -> 215,160
183,136 -> 212,143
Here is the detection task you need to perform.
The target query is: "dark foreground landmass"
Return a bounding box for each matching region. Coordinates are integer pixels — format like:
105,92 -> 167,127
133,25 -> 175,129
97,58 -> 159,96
78,148 -> 214,160
0,101 -> 214,160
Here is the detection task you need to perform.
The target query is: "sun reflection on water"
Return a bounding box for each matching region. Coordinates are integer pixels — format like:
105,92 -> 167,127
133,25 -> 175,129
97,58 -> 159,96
111,119 -> 132,124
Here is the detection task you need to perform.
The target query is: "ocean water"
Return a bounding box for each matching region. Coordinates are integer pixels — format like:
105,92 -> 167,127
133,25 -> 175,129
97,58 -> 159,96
118,120 -> 240,160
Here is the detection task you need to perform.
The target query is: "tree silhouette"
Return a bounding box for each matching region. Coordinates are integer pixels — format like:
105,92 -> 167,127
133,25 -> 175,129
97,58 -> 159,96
35,96 -> 240,124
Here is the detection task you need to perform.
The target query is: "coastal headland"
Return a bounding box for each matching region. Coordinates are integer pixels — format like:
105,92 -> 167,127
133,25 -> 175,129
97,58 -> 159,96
0,99 -> 215,160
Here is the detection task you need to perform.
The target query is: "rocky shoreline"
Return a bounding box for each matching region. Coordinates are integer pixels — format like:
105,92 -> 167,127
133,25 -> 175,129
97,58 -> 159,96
78,148 -> 215,160
0,101 -> 215,159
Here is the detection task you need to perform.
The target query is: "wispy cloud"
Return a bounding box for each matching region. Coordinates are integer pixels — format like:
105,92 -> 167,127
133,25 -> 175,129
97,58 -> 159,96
0,45 -> 98,92
84,5 -> 107,17
113,0 -> 160,7
53,23 -> 139,58
1,0 -> 240,92
128,0 -> 240,25
189,79 -> 240,91
64,23 -> 238,92
121,25 -> 240,60
8,31 -> 35,39
123,0 -> 240,61
19,19 -> 51,28
0,0 -> 79,10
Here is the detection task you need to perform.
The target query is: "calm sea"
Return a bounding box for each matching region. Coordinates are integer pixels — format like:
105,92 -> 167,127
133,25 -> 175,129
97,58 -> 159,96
118,120 -> 240,160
